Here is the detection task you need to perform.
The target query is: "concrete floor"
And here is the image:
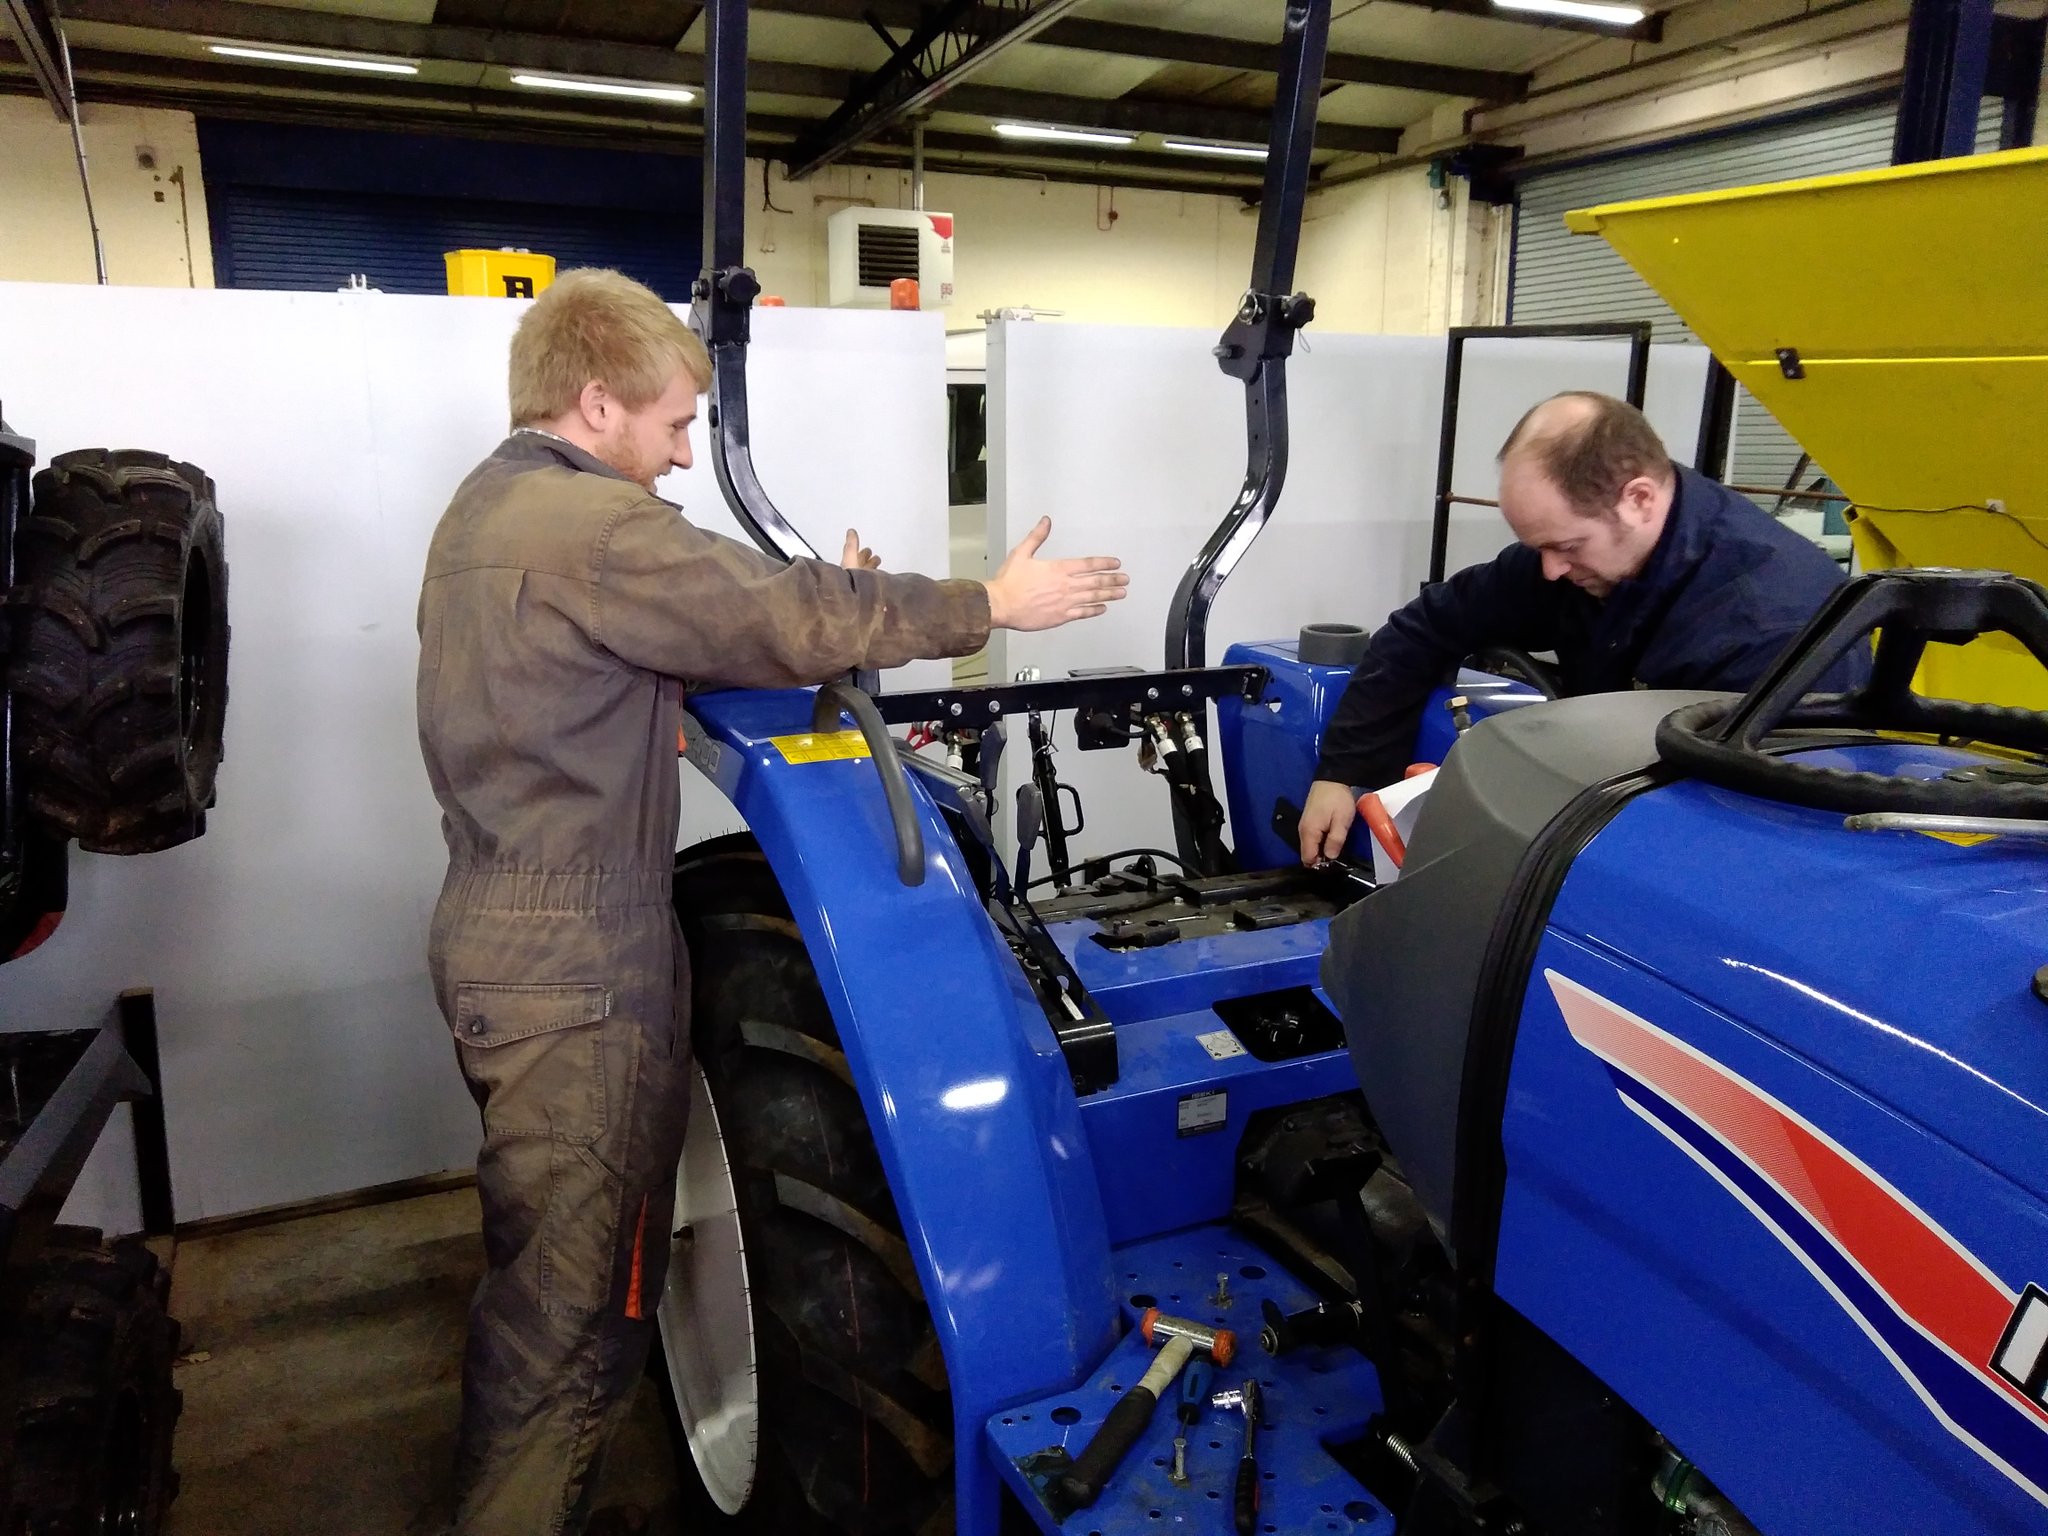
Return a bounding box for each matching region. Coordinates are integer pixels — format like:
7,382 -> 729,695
162,1187 -> 685,1535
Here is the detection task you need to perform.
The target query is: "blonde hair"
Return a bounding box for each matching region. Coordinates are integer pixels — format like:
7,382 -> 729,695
508,268 -> 713,427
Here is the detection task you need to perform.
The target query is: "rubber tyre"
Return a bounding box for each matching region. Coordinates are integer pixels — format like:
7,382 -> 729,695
9,449 -> 229,854
3,1226 -> 182,1535
659,836 -> 954,1536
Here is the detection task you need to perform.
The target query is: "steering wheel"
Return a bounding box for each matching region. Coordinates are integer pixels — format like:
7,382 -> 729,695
1656,569 -> 2048,817
813,682 -> 926,886
1466,645 -> 1561,700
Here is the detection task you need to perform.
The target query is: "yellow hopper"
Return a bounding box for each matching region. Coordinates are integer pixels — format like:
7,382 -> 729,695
1566,145 -> 2048,706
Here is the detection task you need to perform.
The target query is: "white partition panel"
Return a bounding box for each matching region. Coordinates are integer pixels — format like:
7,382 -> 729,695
0,284 -> 947,1227
987,320 -> 1708,863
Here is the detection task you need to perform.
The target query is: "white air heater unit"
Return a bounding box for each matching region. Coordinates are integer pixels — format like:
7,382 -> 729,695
827,207 -> 955,308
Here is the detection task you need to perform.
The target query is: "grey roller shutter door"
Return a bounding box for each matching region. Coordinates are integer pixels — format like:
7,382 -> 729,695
1512,99 -> 2004,504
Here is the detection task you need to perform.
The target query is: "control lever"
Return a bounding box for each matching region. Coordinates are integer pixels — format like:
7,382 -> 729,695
1014,781 -> 1045,896
1027,710 -> 1083,893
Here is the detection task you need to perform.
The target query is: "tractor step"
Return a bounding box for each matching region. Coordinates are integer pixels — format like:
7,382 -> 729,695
986,1224 -> 1390,1535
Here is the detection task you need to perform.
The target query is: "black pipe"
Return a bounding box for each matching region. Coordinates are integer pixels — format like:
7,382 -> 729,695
812,683 -> 924,886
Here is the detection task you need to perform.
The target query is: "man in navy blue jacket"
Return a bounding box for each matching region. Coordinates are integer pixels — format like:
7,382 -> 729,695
1298,390 -> 1868,865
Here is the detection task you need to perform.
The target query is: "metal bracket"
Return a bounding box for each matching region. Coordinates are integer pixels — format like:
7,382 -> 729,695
1164,0 -> 1331,676
693,0 -> 818,564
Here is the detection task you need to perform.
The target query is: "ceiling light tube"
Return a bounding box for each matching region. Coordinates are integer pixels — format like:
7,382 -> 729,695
992,122 -> 1135,146
1161,140 -> 1268,160
206,44 -> 418,76
510,73 -> 696,103
1491,0 -> 1648,23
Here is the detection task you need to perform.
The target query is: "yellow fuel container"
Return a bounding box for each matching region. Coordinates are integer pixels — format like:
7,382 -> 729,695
444,248 -> 557,299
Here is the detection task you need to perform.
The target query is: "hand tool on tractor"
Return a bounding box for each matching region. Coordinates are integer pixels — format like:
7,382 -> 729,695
1051,1313 -> 1235,1514
1211,1379 -> 1263,1536
1169,1356 -> 1212,1486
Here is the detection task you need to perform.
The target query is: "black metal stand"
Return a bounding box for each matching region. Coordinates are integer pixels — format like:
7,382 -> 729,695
1424,322 -> 1652,587
116,989 -> 174,1237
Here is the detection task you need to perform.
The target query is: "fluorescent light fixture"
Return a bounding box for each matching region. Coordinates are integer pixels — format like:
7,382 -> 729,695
1162,140 -> 1268,160
992,122 -> 1135,146
1492,0 -> 1648,23
206,44 -> 418,75
510,73 -> 696,104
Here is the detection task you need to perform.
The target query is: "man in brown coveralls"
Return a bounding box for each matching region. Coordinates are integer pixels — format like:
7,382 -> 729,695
416,268 -> 1127,1534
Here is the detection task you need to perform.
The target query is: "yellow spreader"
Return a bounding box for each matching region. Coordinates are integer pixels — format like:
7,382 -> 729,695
1567,145 -> 2048,706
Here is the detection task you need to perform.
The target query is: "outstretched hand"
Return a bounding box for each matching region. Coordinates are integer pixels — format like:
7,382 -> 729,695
840,529 -> 880,570
985,517 -> 1128,632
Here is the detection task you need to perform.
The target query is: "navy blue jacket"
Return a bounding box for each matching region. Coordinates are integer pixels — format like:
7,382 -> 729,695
1315,466 -> 1871,786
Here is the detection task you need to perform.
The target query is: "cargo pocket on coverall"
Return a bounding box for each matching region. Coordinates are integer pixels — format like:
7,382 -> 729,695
453,982 -> 621,1318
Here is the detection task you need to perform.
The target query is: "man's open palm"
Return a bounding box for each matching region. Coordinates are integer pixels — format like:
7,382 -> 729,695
986,517 -> 1128,631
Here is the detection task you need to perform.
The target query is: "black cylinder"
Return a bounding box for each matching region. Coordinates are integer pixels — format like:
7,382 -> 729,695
1298,623 -> 1368,667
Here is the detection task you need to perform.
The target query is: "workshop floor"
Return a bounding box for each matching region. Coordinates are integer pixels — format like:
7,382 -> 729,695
162,1187 -> 685,1535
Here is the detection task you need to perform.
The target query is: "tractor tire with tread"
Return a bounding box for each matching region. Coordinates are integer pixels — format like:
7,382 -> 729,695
4,1225 -> 182,1536
8,449 -> 228,855
661,835 -> 954,1536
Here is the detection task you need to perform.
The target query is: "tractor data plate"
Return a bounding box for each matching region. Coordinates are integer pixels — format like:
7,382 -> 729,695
986,1224 -> 1389,1535
767,729 -> 870,763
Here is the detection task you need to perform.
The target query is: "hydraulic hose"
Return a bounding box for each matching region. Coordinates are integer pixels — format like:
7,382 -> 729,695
813,682 -> 925,887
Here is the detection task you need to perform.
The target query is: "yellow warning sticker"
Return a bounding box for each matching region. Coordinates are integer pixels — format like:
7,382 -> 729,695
769,730 -> 871,764
1923,831 -> 1997,847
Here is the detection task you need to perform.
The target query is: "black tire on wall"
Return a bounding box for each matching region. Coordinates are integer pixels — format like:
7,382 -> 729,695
9,449 -> 229,855
4,1226 -> 183,1535
660,835 -> 955,1535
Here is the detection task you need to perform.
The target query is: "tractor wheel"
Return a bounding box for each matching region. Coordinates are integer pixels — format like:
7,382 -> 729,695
657,835 -> 955,1535
3,1226 -> 182,1535
9,449 -> 229,854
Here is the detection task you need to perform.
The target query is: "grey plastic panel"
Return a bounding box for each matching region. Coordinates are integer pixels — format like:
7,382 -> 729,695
1320,691 -> 1727,1246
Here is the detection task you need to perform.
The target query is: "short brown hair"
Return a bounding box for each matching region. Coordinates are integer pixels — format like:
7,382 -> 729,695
1498,390 -> 1672,515
507,268 -> 712,427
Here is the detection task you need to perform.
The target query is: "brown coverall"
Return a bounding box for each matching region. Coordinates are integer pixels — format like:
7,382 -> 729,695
416,431 -> 989,1535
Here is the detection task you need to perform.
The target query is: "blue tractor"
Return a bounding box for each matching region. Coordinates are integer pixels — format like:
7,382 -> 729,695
650,5 -> 2048,1534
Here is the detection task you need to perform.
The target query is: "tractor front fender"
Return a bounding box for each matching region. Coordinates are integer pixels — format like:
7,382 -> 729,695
686,687 -> 1119,1531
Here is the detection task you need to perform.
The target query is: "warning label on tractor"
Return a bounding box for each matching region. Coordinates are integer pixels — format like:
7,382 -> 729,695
769,730 -> 871,764
1195,1029 -> 1249,1062
1177,1090 -> 1228,1138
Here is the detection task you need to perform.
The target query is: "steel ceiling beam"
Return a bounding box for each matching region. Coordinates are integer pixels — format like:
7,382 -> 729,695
0,44 -> 1273,196
57,0 -> 853,98
940,83 -> 1399,155
870,125 -> 1276,183
785,0 -> 1090,179
55,0 -> 1398,157
2,40 -> 814,136
4,0 -> 66,117
750,0 -> 1530,100
1038,18 -> 1525,101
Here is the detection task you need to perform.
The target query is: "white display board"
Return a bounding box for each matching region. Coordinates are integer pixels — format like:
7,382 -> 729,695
987,320 -> 1709,862
0,284 -> 949,1228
